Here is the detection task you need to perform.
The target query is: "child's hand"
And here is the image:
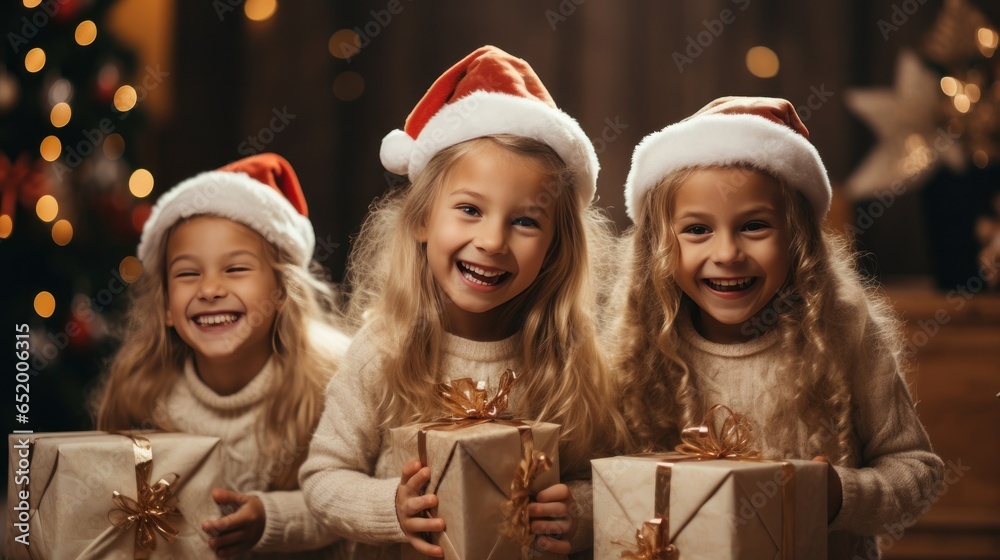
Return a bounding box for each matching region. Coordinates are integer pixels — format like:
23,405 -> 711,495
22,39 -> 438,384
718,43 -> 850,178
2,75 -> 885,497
812,456 -> 843,523
692,96 -> 809,139
396,460 -> 445,558
527,483 -> 578,555
201,488 -> 265,558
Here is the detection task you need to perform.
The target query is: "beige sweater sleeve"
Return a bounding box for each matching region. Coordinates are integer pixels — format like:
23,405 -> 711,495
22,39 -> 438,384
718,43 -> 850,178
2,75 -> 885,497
252,489 -> 341,552
828,331 -> 945,535
299,333 -> 409,545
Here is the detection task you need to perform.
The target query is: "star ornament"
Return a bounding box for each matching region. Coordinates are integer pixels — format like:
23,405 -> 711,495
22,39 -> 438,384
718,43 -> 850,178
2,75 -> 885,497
844,49 -> 966,199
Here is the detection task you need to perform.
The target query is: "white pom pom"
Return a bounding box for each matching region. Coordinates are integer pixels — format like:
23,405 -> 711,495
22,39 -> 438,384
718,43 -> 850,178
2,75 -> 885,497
379,129 -> 415,175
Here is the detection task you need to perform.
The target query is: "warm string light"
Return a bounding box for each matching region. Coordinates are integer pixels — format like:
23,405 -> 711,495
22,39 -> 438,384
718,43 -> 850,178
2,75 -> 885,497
34,291 -> 56,318
25,48 -> 46,73
113,85 -> 137,112
36,195 -> 59,222
245,0 -> 277,21
119,256 -> 143,283
50,102 -> 71,127
328,29 -> 361,59
129,169 -> 154,198
51,219 -> 73,246
746,46 -> 779,78
39,135 -> 61,161
75,20 -> 97,46
0,215 -> 12,238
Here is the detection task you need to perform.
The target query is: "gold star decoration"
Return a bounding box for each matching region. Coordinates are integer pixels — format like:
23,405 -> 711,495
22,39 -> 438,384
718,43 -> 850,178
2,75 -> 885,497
844,49 -> 965,199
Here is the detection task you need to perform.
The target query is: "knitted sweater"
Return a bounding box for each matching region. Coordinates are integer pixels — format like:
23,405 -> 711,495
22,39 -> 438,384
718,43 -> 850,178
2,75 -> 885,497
300,324 -> 594,560
161,358 -> 341,559
676,313 -> 944,560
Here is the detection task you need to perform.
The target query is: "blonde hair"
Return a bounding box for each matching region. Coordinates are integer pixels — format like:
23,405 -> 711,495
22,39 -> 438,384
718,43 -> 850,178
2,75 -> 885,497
614,165 -> 906,465
346,135 -> 629,474
94,219 -> 343,490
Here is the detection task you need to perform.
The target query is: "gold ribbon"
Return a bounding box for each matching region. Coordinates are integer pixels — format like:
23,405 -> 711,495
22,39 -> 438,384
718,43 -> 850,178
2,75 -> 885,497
620,405 -> 795,560
107,433 -> 181,559
617,520 -> 677,560
499,433 -> 553,551
436,369 -> 517,420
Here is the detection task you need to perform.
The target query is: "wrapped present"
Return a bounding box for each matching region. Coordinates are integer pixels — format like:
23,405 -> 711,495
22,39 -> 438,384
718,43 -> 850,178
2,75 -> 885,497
390,370 -> 566,560
592,406 -> 827,559
7,431 -> 223,559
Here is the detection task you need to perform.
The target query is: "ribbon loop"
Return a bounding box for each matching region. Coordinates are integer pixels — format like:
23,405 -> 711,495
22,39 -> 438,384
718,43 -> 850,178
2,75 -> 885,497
107,434 -> 181,559
436,369 -> 518,420
499,435 -> 553,550
675,404 -> 760,460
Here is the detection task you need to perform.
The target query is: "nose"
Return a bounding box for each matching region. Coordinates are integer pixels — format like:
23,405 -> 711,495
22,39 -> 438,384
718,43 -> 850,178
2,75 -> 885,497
474,219 -> 508,255
710,234 -> 744,265
197,272 -> 228,300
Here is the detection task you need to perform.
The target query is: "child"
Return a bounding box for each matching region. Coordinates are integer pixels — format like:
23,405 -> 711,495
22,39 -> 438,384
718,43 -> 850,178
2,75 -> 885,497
299,46 -> 628,559
94,153 -> 351,558
613,112 -> 945,559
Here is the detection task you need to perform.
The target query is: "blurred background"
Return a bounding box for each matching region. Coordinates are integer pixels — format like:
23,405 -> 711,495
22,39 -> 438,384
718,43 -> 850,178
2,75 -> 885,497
2,0 -> 998,556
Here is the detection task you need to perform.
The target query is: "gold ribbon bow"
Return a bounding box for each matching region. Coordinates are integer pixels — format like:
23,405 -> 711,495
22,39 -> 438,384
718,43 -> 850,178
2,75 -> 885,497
107,434 -> 181,559
619,520 -> 678,560
674,404 -> 761,460
436,369 -> 517,419
499,436 -> 553,550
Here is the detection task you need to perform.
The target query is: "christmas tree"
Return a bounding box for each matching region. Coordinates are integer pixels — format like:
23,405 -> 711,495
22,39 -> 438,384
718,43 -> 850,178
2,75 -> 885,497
2,0 -> 149,437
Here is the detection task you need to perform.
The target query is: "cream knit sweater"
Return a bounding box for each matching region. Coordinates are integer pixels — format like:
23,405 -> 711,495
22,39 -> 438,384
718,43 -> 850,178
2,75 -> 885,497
300,324 -> 595,560
161,358 -> 341,559
676,313 -> 944,560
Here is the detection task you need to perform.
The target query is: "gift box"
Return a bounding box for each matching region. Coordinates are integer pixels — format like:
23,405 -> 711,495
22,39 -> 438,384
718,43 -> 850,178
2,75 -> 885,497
391,420 -> 565,560
592,454 -> 827,559
7,431 -> 223,559
389,372 -> 566,560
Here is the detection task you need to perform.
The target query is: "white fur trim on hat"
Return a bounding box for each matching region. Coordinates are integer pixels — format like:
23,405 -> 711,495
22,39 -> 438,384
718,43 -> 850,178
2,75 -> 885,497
379,90 -> 599,207
624,114 -> 832,220
137,170 -> 316,268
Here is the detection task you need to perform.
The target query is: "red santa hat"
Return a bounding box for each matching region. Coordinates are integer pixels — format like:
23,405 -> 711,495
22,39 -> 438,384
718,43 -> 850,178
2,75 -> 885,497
379,45 -> 598,207
624,113 -> 832,220
137,153 -> 315,268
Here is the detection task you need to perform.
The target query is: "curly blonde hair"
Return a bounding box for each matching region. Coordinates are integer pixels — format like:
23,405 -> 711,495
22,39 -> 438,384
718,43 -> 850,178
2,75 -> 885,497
345,135 -> 630,474
94,221 -> 344,490
614,166 -> 906,465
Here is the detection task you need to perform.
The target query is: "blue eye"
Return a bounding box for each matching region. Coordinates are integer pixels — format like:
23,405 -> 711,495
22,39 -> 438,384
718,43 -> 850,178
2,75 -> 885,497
512,216 -> 540,228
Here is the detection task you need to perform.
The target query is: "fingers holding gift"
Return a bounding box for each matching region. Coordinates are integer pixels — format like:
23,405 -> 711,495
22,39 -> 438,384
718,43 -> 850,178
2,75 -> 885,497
396,461 -> 445,557
527,483 -> 578,553
201,488 -> 266,558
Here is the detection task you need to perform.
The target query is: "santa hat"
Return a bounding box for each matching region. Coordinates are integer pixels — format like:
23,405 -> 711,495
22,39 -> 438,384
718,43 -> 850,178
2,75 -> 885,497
379,45 -> 598,207
624,113 -> 832,221
137,153 -> 315,268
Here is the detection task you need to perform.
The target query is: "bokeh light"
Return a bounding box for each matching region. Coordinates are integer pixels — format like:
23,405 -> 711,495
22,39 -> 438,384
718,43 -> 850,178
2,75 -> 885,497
119,256 -> 143,283
0,215 -> 12,238
328,29 -> 361,59
104,133 -> 125,159
129,168 -> 154,198
746,46 -> 779,78
50,102 -> 71,128
51,219 -> 73,246
40,135 -> 61,162
114,85 -> 137,111
34,291 -> 56,318
75,20 -> 97,46
333,71 -> 365,101
25,48 -> 46,73
36,195 -> 59,222
245,0 -> 277,21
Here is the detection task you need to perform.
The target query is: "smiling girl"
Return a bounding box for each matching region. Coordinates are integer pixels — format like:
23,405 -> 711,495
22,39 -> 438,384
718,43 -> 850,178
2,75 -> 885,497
612,113 -> 944,559
299,46 -> 627,559
95,154 -> 350,558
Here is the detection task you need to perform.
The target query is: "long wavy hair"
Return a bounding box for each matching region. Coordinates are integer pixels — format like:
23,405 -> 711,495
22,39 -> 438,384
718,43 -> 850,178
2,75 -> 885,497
345,135 -> 629,474
94,220 -> 344,490
614,165 -> 905,465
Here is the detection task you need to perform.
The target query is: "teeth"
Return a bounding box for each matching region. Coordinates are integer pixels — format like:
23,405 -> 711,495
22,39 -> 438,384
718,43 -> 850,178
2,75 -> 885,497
461,262 -> 503,277
461,269 -> 492,285
194,313 -> 239,326
706,277 -> 755,291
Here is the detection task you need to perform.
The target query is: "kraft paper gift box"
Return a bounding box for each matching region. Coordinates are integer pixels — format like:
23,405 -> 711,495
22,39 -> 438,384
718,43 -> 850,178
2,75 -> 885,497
591,454 -> 827,559
389,420 -> 566,560
7,431 -> 223,560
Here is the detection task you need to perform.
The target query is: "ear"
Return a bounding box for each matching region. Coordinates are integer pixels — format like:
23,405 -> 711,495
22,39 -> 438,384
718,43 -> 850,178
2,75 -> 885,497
165,308 -> 174,327
415,224 -> 428,243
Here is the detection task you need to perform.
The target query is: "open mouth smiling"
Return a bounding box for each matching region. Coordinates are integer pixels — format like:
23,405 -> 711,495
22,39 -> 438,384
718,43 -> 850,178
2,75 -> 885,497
192,312 -> 242,327
457,261 -> 511,287
703,277 -> 757,292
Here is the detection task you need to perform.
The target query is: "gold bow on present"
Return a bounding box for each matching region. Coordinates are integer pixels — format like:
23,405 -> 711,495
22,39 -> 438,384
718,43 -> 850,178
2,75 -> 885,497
619,520 -> 678,560
674,404 -> 761,460
107,434 -> 181,559
436,369 -> 518,419
499,435 -> 553,549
